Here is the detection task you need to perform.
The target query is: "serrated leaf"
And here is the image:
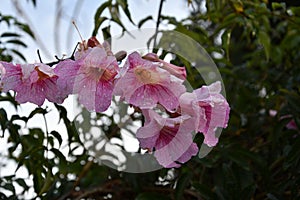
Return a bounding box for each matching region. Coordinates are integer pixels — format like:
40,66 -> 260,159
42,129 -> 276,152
138,16 -> 153,28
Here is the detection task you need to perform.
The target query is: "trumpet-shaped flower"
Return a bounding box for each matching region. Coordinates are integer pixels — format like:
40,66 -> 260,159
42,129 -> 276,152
0,61 -> 65,106
143,53 -> 187,80
55,45 -> 119,112
114,52 -> 186,112
0,62 -> 22,92
136,109 -> 198,168
180,81 -> 230,147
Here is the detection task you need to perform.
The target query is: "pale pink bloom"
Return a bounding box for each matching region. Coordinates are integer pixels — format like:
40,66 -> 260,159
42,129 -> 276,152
0,61 -> 65,106
0,62 -> 22,92
180,81 -> 230,147
114,52 -> 186,112
136,109 -> 198,168
280,115 -> 299,131
55,45 -> 119,112
143,53 -> 187,80
74,37 -> 113,60
286,119 -> 298,131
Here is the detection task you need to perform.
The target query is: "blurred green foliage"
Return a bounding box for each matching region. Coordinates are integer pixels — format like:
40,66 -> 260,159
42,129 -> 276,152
1,0 -> 300,199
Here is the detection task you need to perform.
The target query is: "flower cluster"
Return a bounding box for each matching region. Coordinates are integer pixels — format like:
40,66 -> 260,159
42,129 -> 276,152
0,37 -> 230,168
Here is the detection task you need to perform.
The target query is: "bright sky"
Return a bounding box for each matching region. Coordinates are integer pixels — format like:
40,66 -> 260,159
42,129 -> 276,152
0,0 -> 190,197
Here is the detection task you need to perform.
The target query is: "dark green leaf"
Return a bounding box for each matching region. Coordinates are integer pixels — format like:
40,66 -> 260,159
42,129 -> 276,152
175,172 -> 191,200
11,49 -> 27,62
92,17 -> 108,36
0,108 -> 8,134
93,1 -> 112,35
258,30 -> 270,61
135,192 -> 171,200
5,39 -> 27,48
27,107 -> 48,121
15,23 -> 35,39
50,131 -> 62,147
1,32 -> 21,38
116,0 -> 135,24
138,16 -> 153,28
15,178 -> 30,190
102,26 -> 111,41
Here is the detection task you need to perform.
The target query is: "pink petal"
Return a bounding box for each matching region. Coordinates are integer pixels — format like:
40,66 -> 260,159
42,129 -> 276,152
77,77 -> 97,111
15,82 -> 46,106
0,62 -> 22,92
94,81 -> 114,112
137,110 -> 197,168
54,59 -> 81,95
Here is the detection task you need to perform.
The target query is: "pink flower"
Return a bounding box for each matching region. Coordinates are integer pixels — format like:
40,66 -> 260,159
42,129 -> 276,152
114,52 -> 186,112
0,62 -> 22,92
143,53 -> 187,80
74,37 -> 113,60
136,109 -> 198,168
286,119 -> 298,131
0,61 -> 65,106
55,45 -> 119,112
180,81 -> 230,147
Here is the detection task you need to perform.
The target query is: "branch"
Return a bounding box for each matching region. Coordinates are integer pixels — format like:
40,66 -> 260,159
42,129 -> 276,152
153,0 -> 165,49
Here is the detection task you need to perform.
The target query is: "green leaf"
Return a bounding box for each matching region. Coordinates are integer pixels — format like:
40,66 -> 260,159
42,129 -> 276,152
27,107 -> 48,121
93,1 -> 112,35
11,49 -> 26,62
50,131 -> 62,147
15,22 -> 35,39
0,108 -> 8,134
102,26 -> 111,41
258,30 -> 270,61
193,182 -> 217,199
39,169 -> 54,195
5,39 -> 27,48
15,178 -> 30,191
92,17 -> 108,36
0,32 -> 21,37
0,92 -> 19,109
116,0 -> 135,24
138,16 -> 153,28
175,172 -> 191,200
222,29 -> 231,61
26,0 -> 37,7
135,192 -> 171,200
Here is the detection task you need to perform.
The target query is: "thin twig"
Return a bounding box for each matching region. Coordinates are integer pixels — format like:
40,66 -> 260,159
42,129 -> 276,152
37,49 -> 43,63
153,0 -> 165,50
